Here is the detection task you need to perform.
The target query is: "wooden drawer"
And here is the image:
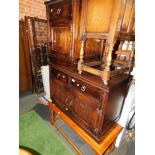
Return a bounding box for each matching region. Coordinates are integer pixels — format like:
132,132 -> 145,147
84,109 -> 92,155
49,0 -> 72,21
51,68 -> 68,84
70,77 -> 101,101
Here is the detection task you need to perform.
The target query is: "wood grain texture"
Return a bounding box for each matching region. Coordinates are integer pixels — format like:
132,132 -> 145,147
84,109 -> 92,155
119,0 -> 135,40
19,149 -> 32,155
45,0 -> 80,66
19,20 -> 32,92
45,0 -> 134,146
85,0 -> 114,33
50,64 -> 131,142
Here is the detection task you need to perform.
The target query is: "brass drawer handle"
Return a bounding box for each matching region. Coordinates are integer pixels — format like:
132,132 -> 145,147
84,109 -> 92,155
57,8 -> 61,15
57,73 -> 60,78
69,101 -> 73,106
71,78 -> 75,83
81,86 -> 86,92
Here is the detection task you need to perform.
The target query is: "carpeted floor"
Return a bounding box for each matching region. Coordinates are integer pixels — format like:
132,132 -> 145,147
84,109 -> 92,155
20,110 -> 75,155
19,91 -> 135,155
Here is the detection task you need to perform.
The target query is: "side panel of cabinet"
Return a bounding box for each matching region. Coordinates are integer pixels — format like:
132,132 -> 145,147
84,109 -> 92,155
101,80 -> 129,135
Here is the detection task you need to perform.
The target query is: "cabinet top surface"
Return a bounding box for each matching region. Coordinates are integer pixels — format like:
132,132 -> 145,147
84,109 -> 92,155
50,63 -> 132,91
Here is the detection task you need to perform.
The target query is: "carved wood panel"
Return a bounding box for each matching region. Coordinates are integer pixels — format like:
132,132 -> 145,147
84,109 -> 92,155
51,80 -> 74,112
52,27 -> 72,54
72,90 -> 99,130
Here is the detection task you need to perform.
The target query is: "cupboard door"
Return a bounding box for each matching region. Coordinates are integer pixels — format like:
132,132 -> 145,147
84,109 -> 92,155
49,22 -> 73,65
51,80 -> 73,114
72,90 -> 99,132
52,27 -> 72,54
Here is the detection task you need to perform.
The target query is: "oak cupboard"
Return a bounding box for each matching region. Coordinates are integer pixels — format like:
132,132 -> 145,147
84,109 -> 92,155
45,0 -> 135,143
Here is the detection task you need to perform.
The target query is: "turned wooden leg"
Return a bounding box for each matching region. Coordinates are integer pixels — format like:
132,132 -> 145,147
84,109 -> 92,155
102,43 -> 114,85
78,38 -> 86,74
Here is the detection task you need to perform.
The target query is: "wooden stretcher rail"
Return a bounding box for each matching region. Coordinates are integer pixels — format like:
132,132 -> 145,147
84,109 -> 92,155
50,103 -> 123,155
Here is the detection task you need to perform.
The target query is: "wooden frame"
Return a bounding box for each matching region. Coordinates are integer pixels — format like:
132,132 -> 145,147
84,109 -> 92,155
78,39 -> 114,85
77,0 -> 123,85
49,103 -> 123,155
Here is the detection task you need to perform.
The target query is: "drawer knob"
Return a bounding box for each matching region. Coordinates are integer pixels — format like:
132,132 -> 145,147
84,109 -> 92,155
57,8 -> 61,15
71,79 -> 75,83
65,108 -> 68,111
57,74 -> 60,78
76,84 -> 80,87
62,75 -> 66,79
81,86 -> 86,92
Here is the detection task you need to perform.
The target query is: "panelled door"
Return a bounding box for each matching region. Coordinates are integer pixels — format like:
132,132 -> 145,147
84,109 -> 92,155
48,0 -> 73,60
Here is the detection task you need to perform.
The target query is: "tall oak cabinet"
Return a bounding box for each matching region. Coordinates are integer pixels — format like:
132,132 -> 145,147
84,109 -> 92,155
45,0 -> 135,143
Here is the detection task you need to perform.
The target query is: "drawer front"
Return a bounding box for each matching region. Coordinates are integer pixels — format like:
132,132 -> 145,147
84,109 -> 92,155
70,77 -> 101,101
50,0 -> 72,20
51,68 -> 68,84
